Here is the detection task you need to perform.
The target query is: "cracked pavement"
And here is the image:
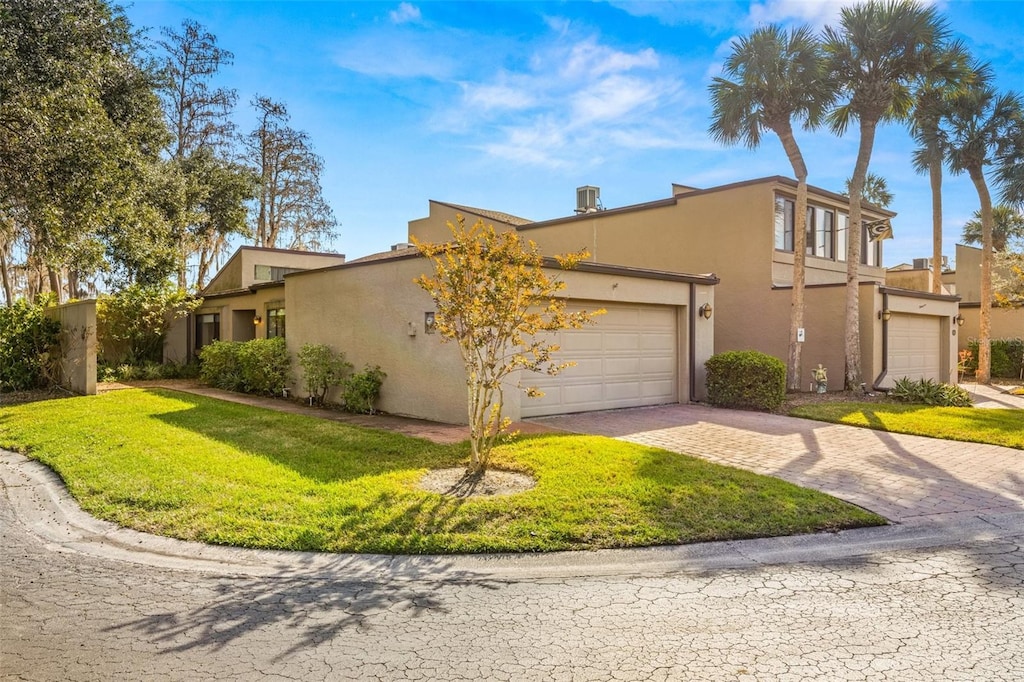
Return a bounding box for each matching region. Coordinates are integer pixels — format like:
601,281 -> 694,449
3,448 -> 1024,680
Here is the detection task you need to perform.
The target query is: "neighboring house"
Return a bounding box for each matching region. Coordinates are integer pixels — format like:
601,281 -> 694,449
164,246 -> 347,363
939,244 -> 1023,352
412,177 -> 960,390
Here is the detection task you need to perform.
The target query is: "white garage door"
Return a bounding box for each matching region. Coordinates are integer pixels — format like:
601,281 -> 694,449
888,313 -> 941,382
520,302 -> 678,418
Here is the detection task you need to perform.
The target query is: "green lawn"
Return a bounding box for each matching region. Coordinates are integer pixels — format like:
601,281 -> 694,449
790,402 -> 1024,450
0,389 -> 883,553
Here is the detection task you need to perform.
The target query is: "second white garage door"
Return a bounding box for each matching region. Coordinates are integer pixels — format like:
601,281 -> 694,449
888,313 -> 941,382
519,302 -> 678,418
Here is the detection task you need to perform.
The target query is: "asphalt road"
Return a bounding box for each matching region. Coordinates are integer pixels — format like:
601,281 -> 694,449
3,491 -> 1023,681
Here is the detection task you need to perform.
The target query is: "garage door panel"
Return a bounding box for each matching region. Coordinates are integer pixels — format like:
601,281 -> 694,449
888,313 -> 941,382
520,302 -> 679,418
560,331 -> 603,351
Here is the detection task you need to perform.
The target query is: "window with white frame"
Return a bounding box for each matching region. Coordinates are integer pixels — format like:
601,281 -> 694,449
775,194 -> 882,266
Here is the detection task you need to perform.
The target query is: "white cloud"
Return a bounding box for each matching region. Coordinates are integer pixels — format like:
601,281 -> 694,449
389,3 -> 422,25
746,0 -> 943,29
333,33 -> 455,80
436,28 -> 706,169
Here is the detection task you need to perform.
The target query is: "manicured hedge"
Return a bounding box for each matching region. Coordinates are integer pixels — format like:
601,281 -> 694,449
965,338 -> 1024,379
199,337 -> 290,396
705,350 -> 786,411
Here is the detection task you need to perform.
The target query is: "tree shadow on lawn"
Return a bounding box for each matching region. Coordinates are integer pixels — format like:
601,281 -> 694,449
149,390 -> 469,485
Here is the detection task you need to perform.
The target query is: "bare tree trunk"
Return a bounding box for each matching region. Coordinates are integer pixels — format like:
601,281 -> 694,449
844,119 -> 876,390
776,121 -> 809,391
969,166 -> 994,384
929,156 -> 943,294
0,244 -> 12,306
48,267 -> 61,304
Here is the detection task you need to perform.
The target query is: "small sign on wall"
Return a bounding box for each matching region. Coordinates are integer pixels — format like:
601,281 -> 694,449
797,328 -> 806,343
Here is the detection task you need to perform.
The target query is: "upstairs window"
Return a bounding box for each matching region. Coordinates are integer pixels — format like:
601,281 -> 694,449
774,197 -> 795,251
254,265 -> 302,281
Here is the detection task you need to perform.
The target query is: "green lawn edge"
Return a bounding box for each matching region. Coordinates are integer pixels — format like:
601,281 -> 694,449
0,388 -> 885,554
789,402 -> 1024,450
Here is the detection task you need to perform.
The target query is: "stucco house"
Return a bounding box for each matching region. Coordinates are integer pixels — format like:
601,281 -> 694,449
170,236 -> 718,424
164,246 -> 347,363
940,244 -> 1023,353
411,177 -> 961,391
172,175 -> 961,425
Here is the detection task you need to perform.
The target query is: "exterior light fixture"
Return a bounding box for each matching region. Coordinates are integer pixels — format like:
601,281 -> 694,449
699,303 -> 713,320
253,315 -> 262,325
879,310 -> 891,322
955,313 -> 964,326
424,311 -> 436,334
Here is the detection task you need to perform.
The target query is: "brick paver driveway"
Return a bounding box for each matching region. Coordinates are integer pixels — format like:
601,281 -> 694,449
532,404 -> 1024,523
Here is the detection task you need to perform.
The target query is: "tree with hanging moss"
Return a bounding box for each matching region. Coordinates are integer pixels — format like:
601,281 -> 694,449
413,217 -> 601,475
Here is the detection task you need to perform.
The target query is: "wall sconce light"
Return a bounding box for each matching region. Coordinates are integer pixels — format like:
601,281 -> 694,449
878,309 -> 891,322
424,311 -> 436,334
253,314 -> 262,325
954,313 -> 964,326
699,303 -> 713,320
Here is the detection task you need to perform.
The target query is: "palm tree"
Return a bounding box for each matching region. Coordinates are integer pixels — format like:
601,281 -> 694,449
962,205 -> 1024,253
910,44 -> 977,293
708,24 -> 833,391
843,172 -> 893,208
824,0 -> 951,389
930,83 -> 1023,383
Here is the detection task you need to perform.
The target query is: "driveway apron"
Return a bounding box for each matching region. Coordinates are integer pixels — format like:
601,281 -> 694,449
531,404 -> 1024,524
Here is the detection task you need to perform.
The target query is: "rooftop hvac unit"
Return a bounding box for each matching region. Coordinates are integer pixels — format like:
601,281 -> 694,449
911,256 -> 950,271
575,185 -> 601,214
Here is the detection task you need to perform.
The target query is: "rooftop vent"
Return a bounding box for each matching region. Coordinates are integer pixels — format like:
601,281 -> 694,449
575,185 -> 603,214
391,242 -> 414,251
912,256 -> 949,270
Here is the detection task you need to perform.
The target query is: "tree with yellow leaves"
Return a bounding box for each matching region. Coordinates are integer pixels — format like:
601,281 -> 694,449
413,216 -> 601,475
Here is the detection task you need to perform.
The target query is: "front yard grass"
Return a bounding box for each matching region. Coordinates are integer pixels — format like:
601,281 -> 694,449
0,389 -> 883,553
790,403 -> 1024,450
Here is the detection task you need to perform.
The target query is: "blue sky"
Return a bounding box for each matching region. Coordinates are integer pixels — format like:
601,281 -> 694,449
124,0 -> 1024,268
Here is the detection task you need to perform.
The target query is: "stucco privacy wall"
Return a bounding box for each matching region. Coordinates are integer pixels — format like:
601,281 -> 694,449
44,299 -> 97,396
954,305 -> 1024,352
285,254 -> 470,424
285,253 -> 712,424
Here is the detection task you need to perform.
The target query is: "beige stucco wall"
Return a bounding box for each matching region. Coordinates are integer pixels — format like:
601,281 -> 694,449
286,257 -> 468,423
45,300 -> 97,395
951,244 -> 983,302
885,269 -> 932,293
203,247 -> 346,295
408,202 -> 524,245
954,305 -> 1024,351
285,256 -> 709,423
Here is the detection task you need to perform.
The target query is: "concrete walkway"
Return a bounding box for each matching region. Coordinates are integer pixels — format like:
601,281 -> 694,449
531,403 -> 1024,525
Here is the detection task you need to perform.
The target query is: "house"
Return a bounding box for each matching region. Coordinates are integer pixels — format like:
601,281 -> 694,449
171,238 -> 718,424
411,177 -> 961,391
175,175 -> 961,425
940,244 -> 1023,353
164,246 -> 347,363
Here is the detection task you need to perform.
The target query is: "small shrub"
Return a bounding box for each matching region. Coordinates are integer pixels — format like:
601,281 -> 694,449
238,337 -> 290,396
199,341 -> 244,391
200,338 -> 289,395
889,377 -> 973,407
705,350 -> 786,411
297,343 -> 352,406
0,299 -> 62,392
96,283 -> 199,366
342,365 -> 386,414
98,359 -> 200,382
